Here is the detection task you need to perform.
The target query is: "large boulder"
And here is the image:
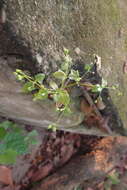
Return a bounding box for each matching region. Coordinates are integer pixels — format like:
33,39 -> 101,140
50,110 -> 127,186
0,0 -> 127,134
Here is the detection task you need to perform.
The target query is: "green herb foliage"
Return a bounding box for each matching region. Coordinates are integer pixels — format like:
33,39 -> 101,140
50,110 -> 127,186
0,121 -> 38,164
14,49 -> 110,131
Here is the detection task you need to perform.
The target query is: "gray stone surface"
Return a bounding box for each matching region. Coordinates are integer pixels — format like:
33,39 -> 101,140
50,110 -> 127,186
0,0 -> 127,134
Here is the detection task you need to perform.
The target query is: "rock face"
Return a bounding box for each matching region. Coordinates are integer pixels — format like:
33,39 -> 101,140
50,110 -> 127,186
1,0 -> 127,133
0,58 -> 85,133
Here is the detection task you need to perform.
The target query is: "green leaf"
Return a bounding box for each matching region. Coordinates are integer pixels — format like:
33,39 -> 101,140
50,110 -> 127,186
33,88 -> 48,100
61,61 -> 69,71
49,81 -> 58,90
64,55 -> 72,65
22,82 -> 35,93
53,70 -> 66,80
91,84 -> 103,93
63,106 -> 72,115
35,73 -> 45,84
108,173 -> 120,185
27,130 -> 38,137
63,48 -> 69,55
0,121 -> 14,130
16,69 -> 24,74
84,63 -> 93,72
0,149 -> 18,164
101,78 -> 108,88
25,130 -> 38,145
3,132 -> 27,155
48,124 -> 57,132
14,72 -> 25,81
0,127 -> 6,140
53,90 -> 70,106
69,69 -> 81,82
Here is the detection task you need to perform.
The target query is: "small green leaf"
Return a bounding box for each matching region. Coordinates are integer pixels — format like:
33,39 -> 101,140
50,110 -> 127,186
28,130 -> 38,137
84,63 -> 93,72
0,149 -> 18,164
15,69 -> 24,74
35,73 -> 45,84
53,70 -> 66,80
25,130 -> 38,145
0,121 -> 14,130
107,173 -> 120,185
69,69 -> 81,82
3,132 -> 27,155
53,90 -> 70,106
63,106 -> 72,115
117,91 -> 123,96
22,82 -> 35,93
64,55 -> 72,65
49,81 -> 58,89
33,88 -> 48,100
14,72 -> 25,81
63,48 -> 69,55
61,61 -> 69,71
48,124 -> 57,132
91,84 -> 103,93
101,78 -> 108,88
0,127 -> 6,140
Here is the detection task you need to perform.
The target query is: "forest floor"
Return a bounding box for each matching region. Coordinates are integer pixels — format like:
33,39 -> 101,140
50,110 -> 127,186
0,16 -> 127,190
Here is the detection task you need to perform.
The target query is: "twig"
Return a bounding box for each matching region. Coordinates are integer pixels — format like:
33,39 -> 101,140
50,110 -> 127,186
80,86 -> 112,134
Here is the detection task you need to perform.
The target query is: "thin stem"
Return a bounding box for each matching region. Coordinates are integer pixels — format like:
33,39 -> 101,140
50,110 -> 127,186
23,74 -> 44,89
65,82 -> 94,89
56,110 -> 65,124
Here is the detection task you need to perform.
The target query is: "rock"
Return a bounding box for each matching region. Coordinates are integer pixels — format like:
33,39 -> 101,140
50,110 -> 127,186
0,0 -> 126,135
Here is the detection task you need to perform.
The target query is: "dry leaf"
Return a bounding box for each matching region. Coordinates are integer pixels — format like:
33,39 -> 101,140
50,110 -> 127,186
96,97 -> 106,110
80,98 -> 94,116
0,166 -> 13,186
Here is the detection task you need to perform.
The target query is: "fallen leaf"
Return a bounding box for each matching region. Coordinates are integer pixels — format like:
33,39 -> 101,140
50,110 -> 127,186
80,98 -> 94,116
96,97 -> 106,110
0,166 -> 13,186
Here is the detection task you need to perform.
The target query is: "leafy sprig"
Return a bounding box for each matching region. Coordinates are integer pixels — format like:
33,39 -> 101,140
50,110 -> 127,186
0,121 -> 38,164
14,50 -> 111,131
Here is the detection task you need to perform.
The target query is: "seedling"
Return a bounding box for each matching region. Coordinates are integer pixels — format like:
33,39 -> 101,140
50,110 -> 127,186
14,48 -> 82,130
14,50 -> 112,131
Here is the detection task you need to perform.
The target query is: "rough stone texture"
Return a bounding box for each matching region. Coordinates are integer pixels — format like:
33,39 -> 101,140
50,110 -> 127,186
2,0 -> 127,132
0,58 -> 85,133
